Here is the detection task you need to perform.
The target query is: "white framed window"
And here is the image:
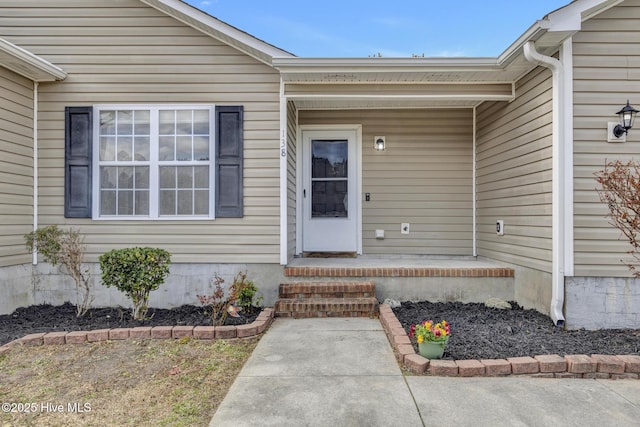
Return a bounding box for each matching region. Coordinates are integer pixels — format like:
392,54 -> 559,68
92,105 -> 215,220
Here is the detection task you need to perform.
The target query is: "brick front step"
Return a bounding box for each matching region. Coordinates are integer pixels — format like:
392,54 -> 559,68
279,281 -> 376,299
284,266 -> 513,278
274,297 -> 378,318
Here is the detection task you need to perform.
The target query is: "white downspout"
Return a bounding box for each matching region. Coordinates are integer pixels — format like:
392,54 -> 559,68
523,41 -> 566,327
32,81 -> 39,265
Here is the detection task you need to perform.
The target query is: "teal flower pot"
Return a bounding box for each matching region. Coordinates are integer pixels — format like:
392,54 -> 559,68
418,339 -> 448,359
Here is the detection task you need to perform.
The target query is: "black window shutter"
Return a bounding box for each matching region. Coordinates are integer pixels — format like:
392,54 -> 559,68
64,106 -> 92,218
215,106 -> 243,218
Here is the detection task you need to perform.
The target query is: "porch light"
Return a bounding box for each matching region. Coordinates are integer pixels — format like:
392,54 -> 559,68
374,136 -> 385,151
613,100 -> 639,138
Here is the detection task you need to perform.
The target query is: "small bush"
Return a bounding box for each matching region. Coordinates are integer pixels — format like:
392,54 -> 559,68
25,225 -> 92,317
99,247 -> 171,320
596,159 -> 640,276
197,273 -> 237,326
233,271 -> 262,312
197,271 -> 262,326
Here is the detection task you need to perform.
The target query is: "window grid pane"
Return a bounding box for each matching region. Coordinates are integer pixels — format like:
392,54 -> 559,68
159,165 -> 209,216
99,166 -> 149,216
98,107 -> 212,218
159,109 -> 210,164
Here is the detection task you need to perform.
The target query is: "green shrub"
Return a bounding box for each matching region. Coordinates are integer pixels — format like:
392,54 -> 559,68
99,247 -> 171,320
232,271 -> 262,312
25,225 -> 92,317
196,271 -> 262,326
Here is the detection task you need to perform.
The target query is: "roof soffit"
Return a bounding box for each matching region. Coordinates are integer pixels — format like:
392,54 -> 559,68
0,38 -> 66,82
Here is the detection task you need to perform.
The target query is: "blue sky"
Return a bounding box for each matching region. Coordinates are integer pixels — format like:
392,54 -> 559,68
184,0 -> 570,57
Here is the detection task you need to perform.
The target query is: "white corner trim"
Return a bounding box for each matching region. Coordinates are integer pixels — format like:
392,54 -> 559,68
32,82 -> 39,265
279,78 -> 288,265
472,106 -> 477,257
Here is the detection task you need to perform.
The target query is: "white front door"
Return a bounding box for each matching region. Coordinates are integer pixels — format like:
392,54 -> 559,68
302,129 -> 358,252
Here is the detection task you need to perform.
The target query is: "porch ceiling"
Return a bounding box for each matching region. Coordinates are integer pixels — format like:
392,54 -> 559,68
273,25 -> 573,110
275,54 -> 535,109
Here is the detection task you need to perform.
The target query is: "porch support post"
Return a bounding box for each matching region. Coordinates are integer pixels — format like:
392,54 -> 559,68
472,106 -> 477,257
523,41 -> 566,327
279,77 -> 288,265
32,81 -> 39,265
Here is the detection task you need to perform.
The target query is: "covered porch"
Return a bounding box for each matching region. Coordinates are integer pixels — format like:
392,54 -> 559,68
273,43 -> 559,320
275,55 -> 537,262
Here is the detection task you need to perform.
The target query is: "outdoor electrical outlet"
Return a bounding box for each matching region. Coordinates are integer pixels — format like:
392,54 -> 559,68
401,223 -> 410,234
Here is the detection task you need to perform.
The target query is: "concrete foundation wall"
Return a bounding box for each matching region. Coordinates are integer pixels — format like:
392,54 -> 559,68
565,277 -> 640,330
374,276 -> 513,305
0,264 -> 37,314
0,263 -> 286,315
512,264 -> 552,316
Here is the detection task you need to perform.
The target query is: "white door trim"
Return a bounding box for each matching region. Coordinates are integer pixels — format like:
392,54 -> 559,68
296,124 -> 362,255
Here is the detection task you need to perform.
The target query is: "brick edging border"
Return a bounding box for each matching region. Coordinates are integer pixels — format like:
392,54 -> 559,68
0,308 -> 275,355
379,304 -> 640,379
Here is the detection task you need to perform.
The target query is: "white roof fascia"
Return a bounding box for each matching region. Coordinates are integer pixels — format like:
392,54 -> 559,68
544,0 -> 623,31
0,38 -> 66,82
273,57 -> 501,68
140,0 -> 294,66
497,22 -> 548,67
272,57 -> 505,76
497,0 -> 621,81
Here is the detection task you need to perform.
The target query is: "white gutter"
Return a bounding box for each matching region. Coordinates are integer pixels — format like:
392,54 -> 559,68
279,77 -> 288,265
32,81 -> 39,265
523,41 -> 565,327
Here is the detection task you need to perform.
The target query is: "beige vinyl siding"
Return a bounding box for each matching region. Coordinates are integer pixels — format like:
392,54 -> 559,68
286,101 -> 298,260
572,0 -> 640,276
0,66 -> 34,267
0,0 -> 281,264
299,109 -> 473,256
476,66 -> 553,272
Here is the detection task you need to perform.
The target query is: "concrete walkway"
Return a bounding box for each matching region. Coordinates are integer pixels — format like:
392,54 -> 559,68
210,318 -> 640,427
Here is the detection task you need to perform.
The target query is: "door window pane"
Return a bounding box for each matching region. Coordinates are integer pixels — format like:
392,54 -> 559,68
312,181 -> 348,218
311,139 -> 348,218
312,140 -> 348,178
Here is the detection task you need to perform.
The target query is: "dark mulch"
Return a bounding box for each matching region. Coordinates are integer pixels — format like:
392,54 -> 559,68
393,301 -> 640,360
0,302 -> 260,346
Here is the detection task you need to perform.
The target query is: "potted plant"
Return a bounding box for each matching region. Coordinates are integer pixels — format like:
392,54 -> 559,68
409,319 -> 451,359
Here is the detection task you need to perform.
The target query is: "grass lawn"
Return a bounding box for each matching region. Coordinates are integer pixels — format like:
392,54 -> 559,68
0,337 -> 259,426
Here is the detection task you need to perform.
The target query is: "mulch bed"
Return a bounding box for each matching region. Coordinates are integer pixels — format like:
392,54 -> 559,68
0,302 -> 259,346
3,301 -> 640,361
393,301 -> 640,360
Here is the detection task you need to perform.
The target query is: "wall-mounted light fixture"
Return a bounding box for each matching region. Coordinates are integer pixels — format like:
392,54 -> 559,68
613,100 -> 639,138
374,136 -> 385,151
